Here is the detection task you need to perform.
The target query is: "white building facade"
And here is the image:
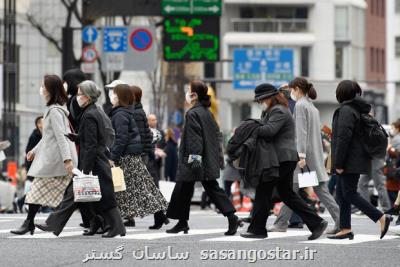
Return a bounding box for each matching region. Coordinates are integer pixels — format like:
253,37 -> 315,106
218,0 -> 367,132
386,0 -> 400,122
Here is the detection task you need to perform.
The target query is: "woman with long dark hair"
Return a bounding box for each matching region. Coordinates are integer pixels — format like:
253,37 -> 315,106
11,75 -> 78,235
240,83 -> 327,240
109,84 -> 168,228
166,80 -> 242,235
328,80 -> 391,240
130,85 -> 170,230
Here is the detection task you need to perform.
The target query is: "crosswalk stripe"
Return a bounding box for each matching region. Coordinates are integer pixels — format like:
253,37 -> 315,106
4,228 -> 141,238
0,220 -> 14,223
201,230 -> 309,242
9,231 -> 84,239
301,234 -> 400,245
117,229 -> 227,240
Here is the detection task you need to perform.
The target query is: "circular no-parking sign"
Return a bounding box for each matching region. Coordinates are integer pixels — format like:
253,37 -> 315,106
130,28 -> 153,51
82,46 -> 98,63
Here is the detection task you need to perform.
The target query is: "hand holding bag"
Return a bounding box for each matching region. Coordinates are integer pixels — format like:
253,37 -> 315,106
298,165 -> 319,188
111,166 -> 126,192
72,168 -> 102,202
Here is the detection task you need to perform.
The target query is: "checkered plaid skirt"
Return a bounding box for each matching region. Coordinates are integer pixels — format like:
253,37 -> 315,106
25,176 -> 71,208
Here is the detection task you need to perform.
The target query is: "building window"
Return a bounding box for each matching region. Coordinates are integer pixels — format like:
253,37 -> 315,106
381,49 -> 385,73
371,0 -> 375,15
371,47 -> 375,71
335,7 -> 349,40
301,47 -> 309,77
396,37 -> 400,57
381,0 -> 385,17
335,46 -> 343,78
396,0 -> 400,13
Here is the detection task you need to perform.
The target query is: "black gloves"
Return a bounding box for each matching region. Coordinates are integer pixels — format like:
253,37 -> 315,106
190,159 -> 202,170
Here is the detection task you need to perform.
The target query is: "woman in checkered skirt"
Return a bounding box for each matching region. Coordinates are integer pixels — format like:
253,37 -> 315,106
11,75 -> 78,235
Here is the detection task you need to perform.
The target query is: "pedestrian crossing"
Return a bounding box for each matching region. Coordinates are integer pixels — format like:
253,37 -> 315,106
1,225 -> 399,246
1,214 -> 400,246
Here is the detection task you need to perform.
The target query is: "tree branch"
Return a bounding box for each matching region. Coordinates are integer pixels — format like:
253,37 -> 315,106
25,13 -> 63,53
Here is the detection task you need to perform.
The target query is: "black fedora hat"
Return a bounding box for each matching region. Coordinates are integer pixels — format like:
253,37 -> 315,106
254,83 -> 278,102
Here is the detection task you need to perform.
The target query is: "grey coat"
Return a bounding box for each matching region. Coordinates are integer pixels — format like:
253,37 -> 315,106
28,104 -> 78,178
258,105 -> 299,163
293,97 -> 328,183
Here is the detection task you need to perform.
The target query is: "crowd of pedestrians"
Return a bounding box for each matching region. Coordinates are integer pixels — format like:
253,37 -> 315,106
6,69 -> 400,241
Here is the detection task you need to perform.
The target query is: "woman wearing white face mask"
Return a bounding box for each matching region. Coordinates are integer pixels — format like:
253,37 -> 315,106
108,84 -> 168,231
11,75 -> 78,236
269,77 -> 340,235
166,80 -> 242,236
72,81 -> 126,237
240,83 -> 327,239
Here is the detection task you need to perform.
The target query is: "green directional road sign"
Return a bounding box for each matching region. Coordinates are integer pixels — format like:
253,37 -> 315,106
162,0 -> 222,16
163,16 -> 220,61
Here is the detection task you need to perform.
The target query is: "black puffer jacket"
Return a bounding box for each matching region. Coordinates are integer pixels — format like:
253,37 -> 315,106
331,96 -> 372,174
176,103 -> 222,182
109,106 -> 142,162
132,103 -> 153,156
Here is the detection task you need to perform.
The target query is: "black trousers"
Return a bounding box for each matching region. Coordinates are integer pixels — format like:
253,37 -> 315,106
167,180 -> 236,221
248,162 -> 323,235
336,173 -> 383,229
45,181 -> 93,232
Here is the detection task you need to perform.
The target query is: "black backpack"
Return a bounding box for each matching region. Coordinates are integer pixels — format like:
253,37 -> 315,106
360,113 -> 388,159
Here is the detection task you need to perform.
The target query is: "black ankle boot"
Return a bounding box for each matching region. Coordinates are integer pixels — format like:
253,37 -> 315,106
123,219 -> 135,227
166,220 -> 189,234
83,215 -> 104,236
225,214 -> 244,236
11,219 -> 35,235
149,211 -> 170,230
102,208 -> 126,238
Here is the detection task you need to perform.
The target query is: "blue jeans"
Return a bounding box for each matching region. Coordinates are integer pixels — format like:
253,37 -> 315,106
336,173 -> 383,229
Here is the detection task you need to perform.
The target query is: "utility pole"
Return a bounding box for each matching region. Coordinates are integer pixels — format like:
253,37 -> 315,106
1,0 -> 18,163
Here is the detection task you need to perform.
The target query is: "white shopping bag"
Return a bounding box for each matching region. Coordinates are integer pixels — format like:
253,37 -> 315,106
72,168 -> 102,202
298,167 -> 319,188
159,180 -> 175,202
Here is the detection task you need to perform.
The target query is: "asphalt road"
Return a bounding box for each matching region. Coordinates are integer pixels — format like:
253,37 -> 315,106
1,207 -> 400,267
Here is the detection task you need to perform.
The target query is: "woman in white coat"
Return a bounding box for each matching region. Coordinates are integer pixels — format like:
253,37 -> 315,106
11,75 -> 78,235
269,77 -> 340,234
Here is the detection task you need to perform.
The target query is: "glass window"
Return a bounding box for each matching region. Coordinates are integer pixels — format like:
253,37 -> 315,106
371,0 -> 375,14
335,46 -> 343,78
335,7 -> 349,40
371,47 -> 375,71
381,49 -> 385,73
301,47 -> 309,77
396,37 -> 400,57
396,0 -> 400,13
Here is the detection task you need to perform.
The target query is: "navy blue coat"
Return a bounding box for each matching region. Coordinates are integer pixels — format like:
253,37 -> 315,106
109,106 -> 142,162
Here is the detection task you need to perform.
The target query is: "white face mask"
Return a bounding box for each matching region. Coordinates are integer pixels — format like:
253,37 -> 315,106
76,95 -> 86,107
39,86 -> 45,96
185,91 -> 193,105
290,91 -> 297,101
63,82 -> 68,93
109,91 -> 118,106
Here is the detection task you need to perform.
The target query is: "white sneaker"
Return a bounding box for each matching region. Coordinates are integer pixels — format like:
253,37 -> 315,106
267,225 -> 287,232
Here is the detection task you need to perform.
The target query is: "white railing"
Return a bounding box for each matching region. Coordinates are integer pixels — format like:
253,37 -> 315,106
230,18 -> 309,33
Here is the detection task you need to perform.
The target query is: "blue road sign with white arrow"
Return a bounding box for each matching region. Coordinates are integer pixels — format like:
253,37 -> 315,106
233,48 -> 294,89
82,26 -> 98,44
103,27 -> 128,52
